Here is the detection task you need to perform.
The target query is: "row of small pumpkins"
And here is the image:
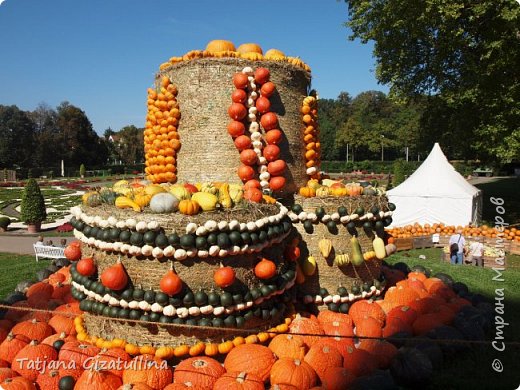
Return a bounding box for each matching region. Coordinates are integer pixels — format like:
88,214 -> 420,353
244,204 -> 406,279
299,179 -> 382,198
159,40 -> 311,73
0,260 -> 486,389
83,179 -> 275,215
386,222 -> 520,241
301,95 -> 321,180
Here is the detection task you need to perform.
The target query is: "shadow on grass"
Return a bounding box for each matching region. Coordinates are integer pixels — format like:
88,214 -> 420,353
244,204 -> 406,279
387,248 -> 520,389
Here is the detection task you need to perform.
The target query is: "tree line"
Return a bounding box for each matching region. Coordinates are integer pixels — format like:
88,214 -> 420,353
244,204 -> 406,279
343,0 -> 520,164
0,102 -> 144,173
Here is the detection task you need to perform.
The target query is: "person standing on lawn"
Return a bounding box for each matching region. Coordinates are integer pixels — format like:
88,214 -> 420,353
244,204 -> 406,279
449,229 -> 466,265
35,236 -> 44,246
468,240 -> 484,267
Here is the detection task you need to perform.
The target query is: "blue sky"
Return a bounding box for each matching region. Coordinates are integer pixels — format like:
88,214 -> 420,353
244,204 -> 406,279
0,0 -> 387,135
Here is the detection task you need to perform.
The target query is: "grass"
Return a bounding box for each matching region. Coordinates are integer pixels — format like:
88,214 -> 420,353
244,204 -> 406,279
0,253 -> 51,299
387,248 -> 520,389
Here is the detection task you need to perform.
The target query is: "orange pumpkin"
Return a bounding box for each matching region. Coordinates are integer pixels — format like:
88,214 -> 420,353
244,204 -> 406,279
244,187 -> 263,203
238,165 -> 256,182
260,81 -> 276,98
173,356 -> 225,388
268,334 -> 307,360
160,268 -> 183,296
267,160 -> 286,176
75,368 -> 122,390
48,314 -> 76,335
319,366 -> 356,390
214,266 -> 236,288
26,282 -> 54,305
213,371 -> 264,390
289,315 -> 324,347
243,179 -> 261,190
342,346 -> 377,378
358,339 -> 397,369
303,344 -> 343,381
206,40 -> 236,53
0,333 -> 30,363
0,376 -> 37,390
270,358 -> 317,389
64,244 -> 82,261
93,348 -> 131,378
237,43 -> 263,55
260,112 -> 278,130
355,316 -> 383,338
178,199 -> 200,215
0,368 -> 16,382
253,67 -> 270,84
116,384 -> 154,390
232,73 -> 249,89
122,355 -> 172,389
59,341 -> 100,366
254,258 -> 277,279
41,331 -> 75,346
76,257 -> 96,277
101,260 -> 128,291
11,319 -> 53,343
299,187 -> 316,198
232,89 -> 248,104
348,300 -> 386,326
228,103 -> 247,121
265,130 -> 282,145
12,340 -> 58,381
234,135 -> 252,151
255,96 -> 271,114
240,149 -> 258,166
228,121 -> 246,138
224,344 -> 276,382
269,176 -> 286,191
263,145 -> 280,162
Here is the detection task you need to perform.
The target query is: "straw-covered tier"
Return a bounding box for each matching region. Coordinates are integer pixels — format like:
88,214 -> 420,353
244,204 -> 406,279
69,44 -> 391,350
158,58 -> 311,195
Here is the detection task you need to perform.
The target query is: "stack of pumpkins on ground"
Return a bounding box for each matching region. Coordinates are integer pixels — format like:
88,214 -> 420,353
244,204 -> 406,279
83,179 -> 276,216
0,251 -> 492,389
298,179 -> 383,198
386,222 -> 520,242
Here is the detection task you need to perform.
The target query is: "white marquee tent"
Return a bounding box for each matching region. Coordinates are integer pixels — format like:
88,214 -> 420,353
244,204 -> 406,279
387,143 -> 482,227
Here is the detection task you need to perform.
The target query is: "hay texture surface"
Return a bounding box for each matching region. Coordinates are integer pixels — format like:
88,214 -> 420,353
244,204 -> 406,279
159,58 -> 311,195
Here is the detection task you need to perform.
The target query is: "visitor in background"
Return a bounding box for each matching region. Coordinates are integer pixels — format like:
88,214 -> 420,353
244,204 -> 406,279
59,238 -> 67,247
469,240 -> 484,267
35,236 -> 44,246
449,229 -> 466,265
45,240 -> 54,246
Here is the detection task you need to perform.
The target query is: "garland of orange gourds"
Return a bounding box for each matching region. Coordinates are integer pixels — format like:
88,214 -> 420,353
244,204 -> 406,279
228,67 -> 287,193
301,95 -> 321,180
73,313 -> 293,359
144,76 -> 181,184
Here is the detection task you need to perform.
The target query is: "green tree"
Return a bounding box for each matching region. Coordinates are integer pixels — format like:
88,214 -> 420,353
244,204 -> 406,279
56,102 -> 108,167
345,0 -> 520,162
79,164 -> 86,178
29,103 -> 60,167
0,105 -> 36,167
116,125 -> 145,164
319,92 -> 352,160
20,178 -> 47,224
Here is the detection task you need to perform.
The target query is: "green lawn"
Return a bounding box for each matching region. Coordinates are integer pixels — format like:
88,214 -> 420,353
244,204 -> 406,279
387,248 -> 520,389
0,253 -> 51,299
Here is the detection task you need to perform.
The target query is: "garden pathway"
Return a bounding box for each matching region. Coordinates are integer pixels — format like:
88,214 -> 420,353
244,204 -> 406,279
0,234 -> 71,255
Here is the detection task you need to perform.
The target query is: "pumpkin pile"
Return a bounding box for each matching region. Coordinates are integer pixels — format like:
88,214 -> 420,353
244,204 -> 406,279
144,75 -> 181,184
159,40 -> 311,73
0,246 -> 493,389
301,95 -> 321,180
386,222 -> 520,242
299,178 -> 384,199
229,66 -> 287,196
